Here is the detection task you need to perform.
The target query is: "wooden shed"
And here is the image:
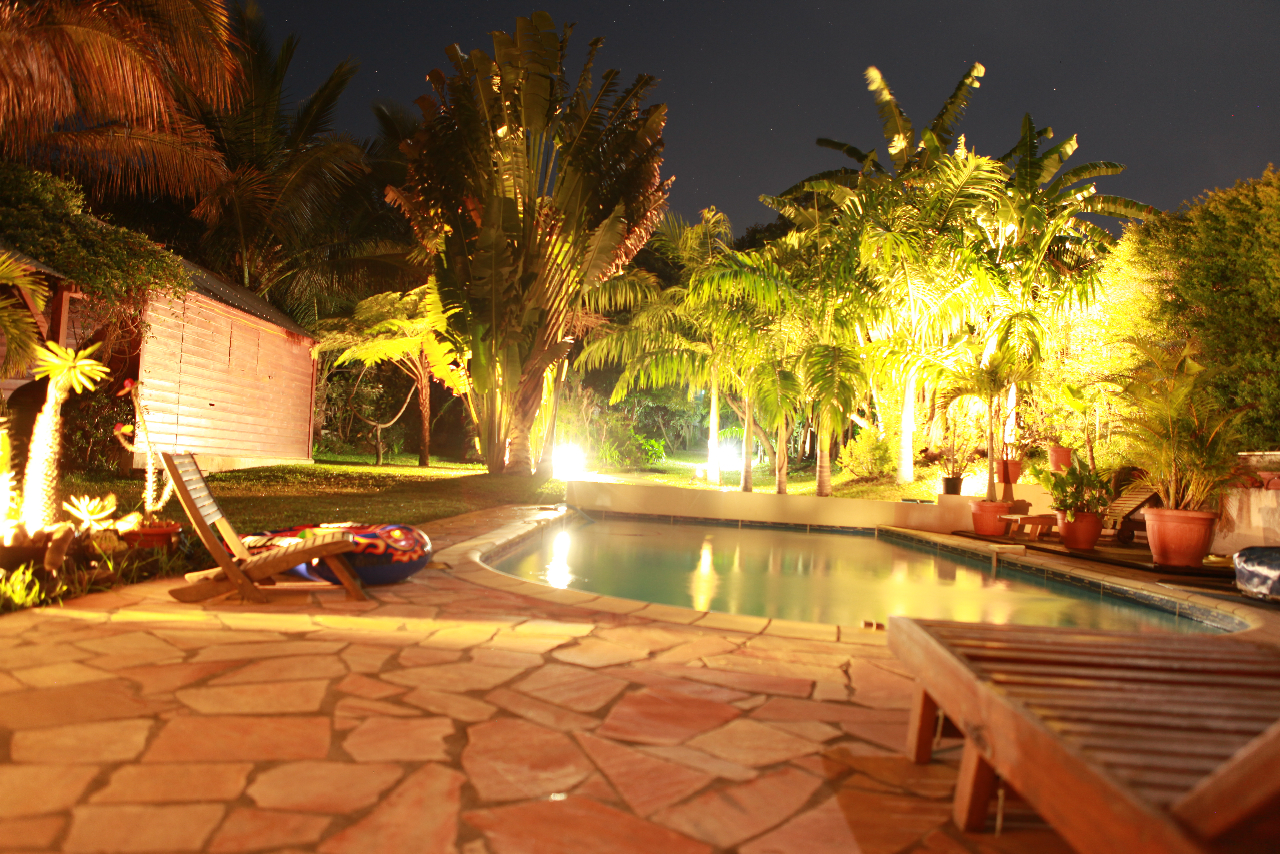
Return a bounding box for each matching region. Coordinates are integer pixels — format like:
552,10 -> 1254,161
1,247 -> 317,472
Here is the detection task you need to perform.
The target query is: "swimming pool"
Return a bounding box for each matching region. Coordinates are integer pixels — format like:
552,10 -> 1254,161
492,518 -> 1218,633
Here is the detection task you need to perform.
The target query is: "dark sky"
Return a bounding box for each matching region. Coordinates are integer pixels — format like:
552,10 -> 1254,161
259,0 -> 1279,233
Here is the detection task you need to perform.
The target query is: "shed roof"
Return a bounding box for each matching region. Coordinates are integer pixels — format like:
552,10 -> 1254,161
0,242 -> 312,339
179,261 -> 312,339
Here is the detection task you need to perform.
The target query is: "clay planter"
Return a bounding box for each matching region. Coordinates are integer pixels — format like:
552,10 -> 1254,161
1056,510 -> 1103,550
998,459 -> 1022,484
1049,445 -> 1073,472
942,476 -> 963,495
1145,508 -> 1217,567
970,500 -> 1013,536
122,522 -> 181,551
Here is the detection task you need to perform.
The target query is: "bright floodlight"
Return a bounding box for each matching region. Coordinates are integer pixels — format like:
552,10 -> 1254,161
552,443 -> 587,479
718,444 -> 742,473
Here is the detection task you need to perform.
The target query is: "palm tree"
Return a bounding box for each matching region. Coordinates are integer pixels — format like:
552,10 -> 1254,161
192,4 -> 402,324
937,342 -> 1037,502
316,284 -> 469,466
393,12 -> 670,475
0,0 -> 238,198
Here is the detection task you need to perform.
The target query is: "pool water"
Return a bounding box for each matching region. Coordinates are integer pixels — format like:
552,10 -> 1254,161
493,519 -> 1217,634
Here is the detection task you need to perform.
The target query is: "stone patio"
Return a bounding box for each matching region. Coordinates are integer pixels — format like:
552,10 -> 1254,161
0,506 -> 1083,853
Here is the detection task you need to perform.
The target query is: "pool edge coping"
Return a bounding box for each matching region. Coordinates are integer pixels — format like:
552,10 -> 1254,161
432,506 -> 1280,643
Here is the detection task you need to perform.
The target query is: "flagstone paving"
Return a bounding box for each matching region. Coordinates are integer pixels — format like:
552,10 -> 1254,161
0,505 -> 1077,853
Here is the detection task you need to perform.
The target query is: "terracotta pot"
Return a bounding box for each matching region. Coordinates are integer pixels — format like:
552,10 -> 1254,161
970,500 -> 1013,536
1145,508 -> 1217,567
122,522 -> 181,550
1049,445 -> 1073,473
942,476 -> 963,495
1056,510 -> 1103,550
998,459 -> 1022,484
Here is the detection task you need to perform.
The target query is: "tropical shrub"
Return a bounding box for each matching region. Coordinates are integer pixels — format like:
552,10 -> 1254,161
838,429 -> 894,478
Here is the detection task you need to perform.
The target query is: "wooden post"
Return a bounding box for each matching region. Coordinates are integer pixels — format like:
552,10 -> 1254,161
906,686 -> 939,764
48,286 -> 75,346
954,738 -> 998,832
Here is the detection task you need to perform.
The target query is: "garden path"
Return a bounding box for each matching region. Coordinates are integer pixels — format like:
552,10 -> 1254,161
0,506 -> 1072,854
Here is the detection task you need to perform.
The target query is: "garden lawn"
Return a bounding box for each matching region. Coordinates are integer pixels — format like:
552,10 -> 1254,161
64,458 -> 566,534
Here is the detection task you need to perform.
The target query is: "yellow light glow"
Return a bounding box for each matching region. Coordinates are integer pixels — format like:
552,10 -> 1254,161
689,536 -> 719,611
545,530 -> 573,589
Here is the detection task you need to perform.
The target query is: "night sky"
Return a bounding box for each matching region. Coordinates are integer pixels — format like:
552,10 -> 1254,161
260,0 -> 1280,234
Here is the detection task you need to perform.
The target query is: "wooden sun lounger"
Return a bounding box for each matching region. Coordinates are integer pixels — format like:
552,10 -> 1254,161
889,617 -> 1280,854
161,452 -> 367,604
1105,482 -> 1159,543
999,513 -> 1058,541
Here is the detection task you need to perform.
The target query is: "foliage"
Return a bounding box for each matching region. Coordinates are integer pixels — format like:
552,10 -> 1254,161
60,382 -> 134,473
394,11 -> 670,475
1028,453 -> 1110,520
317,284 -> 469,465
0,564 -> 56,613
838,429 -> 893,478
0,0 -> 237,199
1119,339 -> 1249,511
0,163 -> 190,334
0,251 -> 47,378
1130,167 -> 1280,449
192,4 -> 410,323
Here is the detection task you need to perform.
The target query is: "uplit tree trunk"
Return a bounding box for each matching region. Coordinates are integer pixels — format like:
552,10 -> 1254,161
417,379 -> 431,467
707,378 -> 720,484
898,365 -> 918,484
22,376 -> 70,532
815,412 -> 833,497
740,380 -> 753,493
775,421 -> 788,494
984,395 -> 998,502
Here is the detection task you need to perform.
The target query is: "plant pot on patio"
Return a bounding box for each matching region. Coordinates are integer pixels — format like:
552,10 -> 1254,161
1056,510 -> 1103,550
998,459 -> 1022,484
970,500 -> 1013,536
1049,445 -> 1073,473
122,521 -> 181,551
942,476 -> 963,495
1145,508 -> 1217,568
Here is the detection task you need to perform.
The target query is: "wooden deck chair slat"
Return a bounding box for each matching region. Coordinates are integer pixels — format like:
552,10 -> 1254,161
1171,717 -> 1280,838
161,452 -> 366,604
890,617 -> 1280,853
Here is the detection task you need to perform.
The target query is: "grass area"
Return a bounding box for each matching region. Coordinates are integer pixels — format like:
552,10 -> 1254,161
622,449 -> 947,501
64,460 -> 566,534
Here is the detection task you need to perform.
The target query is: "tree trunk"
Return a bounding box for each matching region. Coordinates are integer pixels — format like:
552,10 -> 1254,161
740,381 -> 753,492
22,378 -> 69,531
535,364 -> 566,479
775,421 -> 788,494
898,365 -> 918,484
417,377 -> 431,467
985,397 -> 997,502
504,410 -> 536,476
707,379 -> 720,484
816,412 -> 833,497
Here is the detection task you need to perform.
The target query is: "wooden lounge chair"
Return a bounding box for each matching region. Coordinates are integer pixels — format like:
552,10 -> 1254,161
161,452 -> 367,604
889,617 -> 1280,854
1104,481 -> 1159,543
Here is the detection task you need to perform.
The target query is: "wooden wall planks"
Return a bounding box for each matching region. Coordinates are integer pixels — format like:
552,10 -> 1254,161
139,293 -> 314,465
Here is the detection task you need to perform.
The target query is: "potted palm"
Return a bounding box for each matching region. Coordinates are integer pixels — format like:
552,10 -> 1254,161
1120,340 -> 1248,567
1030,453 -> 1111,549
939,343 -> 1037,536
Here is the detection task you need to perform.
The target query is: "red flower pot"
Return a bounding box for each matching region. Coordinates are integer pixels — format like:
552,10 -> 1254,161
122,522 -> 181,550
1049,445 -> 1073,473
970,500 -> 1013,536
1056,510 -> 1103,550
1144,508 -> 1217,567
998,459 -> 1022,484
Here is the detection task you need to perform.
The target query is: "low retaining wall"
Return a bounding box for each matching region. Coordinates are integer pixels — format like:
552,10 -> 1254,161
565,480 -> 1054,535
1214,488 -> 1280,553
